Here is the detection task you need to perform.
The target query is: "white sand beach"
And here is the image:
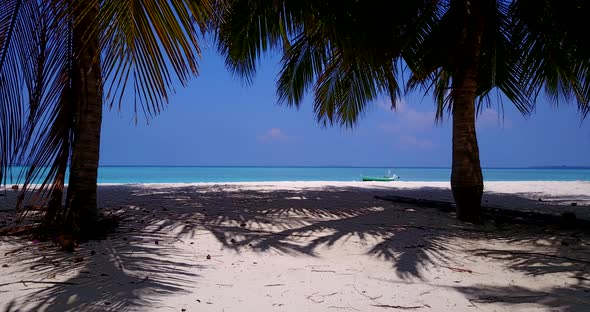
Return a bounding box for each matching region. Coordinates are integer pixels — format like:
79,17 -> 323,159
1,181 -> 589,311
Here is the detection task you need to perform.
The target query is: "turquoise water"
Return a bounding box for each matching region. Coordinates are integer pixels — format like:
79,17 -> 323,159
4,166 -> 590,184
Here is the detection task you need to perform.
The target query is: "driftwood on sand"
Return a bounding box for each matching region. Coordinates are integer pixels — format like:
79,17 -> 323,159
374,195 -> 590,231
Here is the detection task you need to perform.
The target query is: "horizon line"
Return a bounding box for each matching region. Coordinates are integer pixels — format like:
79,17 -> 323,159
93,165 -> 590,169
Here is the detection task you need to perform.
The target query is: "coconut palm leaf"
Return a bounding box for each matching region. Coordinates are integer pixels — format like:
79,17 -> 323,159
406,0 -> 536,121
1,0 -> 214,232
0,0 -> 76,229
510,0 -> 590,117
97,0 -> 212,120
0,0 -> 30,186
219,0 -> 438,125
216,0 -> 308,83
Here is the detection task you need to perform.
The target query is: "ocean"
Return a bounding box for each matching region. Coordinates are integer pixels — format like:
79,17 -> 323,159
4,166 -> 586,184
3,166 -> 589,184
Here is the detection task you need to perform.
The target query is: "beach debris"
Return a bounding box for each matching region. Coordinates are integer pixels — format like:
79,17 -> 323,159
216,283 -> 233,287
571,202 -> 578,206
230,238 -> 236,244
240,222 -> 246,227
206,254 -> 211,260
472,248 -> 590,264
469,295 -> 545,304
352,285 -> 382,301
442,266 -> 475,274
2,264 -> 8,268
371,304 -> 426,309
56,235 -> 77,252
155,240 -> 159,245
307,291 -> 340,304
11,185 -> 18,190
181,309 -> 186,312
538,198 -> 543,202
374,195 -> 455,212
90,250 -> 96,256
20,280 -> 78,287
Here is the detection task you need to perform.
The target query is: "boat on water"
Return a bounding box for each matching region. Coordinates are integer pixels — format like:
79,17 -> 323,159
361,170 -> 399,182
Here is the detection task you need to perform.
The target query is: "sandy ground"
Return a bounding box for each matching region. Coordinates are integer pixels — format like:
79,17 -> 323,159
0,181 -> 589,312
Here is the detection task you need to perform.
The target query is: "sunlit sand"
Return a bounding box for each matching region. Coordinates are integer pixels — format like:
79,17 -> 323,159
1,181 -> 589,311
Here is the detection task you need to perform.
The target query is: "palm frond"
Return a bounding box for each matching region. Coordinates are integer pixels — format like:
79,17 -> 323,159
98,0 -> 212,120
216,0 -> 303,83
276,29 -> 327,108
0,0 -> 75,230
312,52 -> 400,128
219,0 -> 438,128
510,0 -> 590,117
0,0 -> 28,186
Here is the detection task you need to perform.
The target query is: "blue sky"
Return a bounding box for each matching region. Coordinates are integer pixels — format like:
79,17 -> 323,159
100,49 -> 590,167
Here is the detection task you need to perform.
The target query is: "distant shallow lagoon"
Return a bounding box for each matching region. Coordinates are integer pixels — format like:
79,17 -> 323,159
5,166 -> 589,184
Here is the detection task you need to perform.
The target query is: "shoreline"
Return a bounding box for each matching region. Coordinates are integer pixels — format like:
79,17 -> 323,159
2,179 -> 589,187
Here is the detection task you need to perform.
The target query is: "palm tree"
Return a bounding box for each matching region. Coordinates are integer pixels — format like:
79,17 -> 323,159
216,0 -> 589,222
0,0 -> 213,236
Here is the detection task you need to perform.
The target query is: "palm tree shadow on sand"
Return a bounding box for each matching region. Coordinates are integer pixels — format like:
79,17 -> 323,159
1,184 -> 589,311
119,184 -> 590,311
1,210 -> 203,311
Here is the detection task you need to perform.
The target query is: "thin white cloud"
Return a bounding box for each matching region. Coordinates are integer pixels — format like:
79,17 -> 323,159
477,108 -> 512,129
397,135 -> 436,150
257,128 -> 290,143
377,98 -> 439,150
378,99 -> 436,133
379,123 -> 403,134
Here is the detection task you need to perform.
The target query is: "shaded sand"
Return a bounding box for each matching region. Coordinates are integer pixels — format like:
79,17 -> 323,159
0,181 -> 589,311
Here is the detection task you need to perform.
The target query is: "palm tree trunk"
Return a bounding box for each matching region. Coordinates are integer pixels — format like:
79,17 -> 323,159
64,1 -> 102,236
451,78 -> 483,223
450,0 -> 490,223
